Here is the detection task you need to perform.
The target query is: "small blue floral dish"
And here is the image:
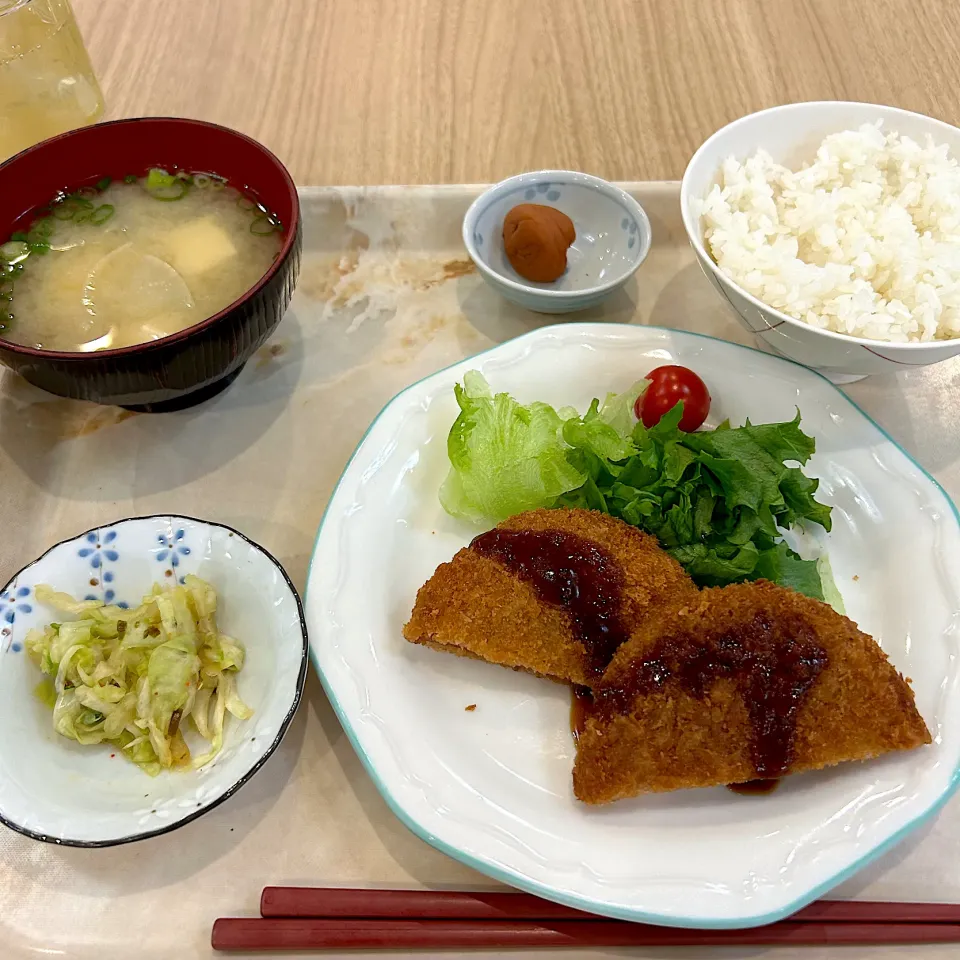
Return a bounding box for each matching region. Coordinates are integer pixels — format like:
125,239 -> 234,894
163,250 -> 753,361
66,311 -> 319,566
0,515 -> 307,847
463,170 -> 651,313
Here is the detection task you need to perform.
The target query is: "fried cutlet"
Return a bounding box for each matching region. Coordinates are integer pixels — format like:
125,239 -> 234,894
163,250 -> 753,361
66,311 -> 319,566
573,580 -> 931,803
403,508 -> 696,686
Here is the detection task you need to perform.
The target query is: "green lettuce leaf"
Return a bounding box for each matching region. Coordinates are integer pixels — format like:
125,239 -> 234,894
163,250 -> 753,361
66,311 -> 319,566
779,467 -> 833,532
439,372 -> 586,523
817,554 -> 846,614
596,380 -> 648,437
668,541 -> 761,584
753,542 -> 824,600
437,373 -> 836,600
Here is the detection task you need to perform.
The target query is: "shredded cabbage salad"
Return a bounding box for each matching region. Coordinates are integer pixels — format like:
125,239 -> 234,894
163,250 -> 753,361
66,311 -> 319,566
26,576 -> 252,776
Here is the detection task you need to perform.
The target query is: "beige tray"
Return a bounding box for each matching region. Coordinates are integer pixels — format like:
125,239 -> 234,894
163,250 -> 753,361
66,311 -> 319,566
1,184 -> 958,960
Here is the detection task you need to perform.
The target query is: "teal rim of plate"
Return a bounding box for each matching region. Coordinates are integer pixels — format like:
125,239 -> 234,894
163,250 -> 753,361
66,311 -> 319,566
304,321 -> 960,931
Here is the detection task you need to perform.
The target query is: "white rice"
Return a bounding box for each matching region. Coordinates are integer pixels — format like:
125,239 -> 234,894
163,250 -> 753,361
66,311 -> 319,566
699,122 -> 960,342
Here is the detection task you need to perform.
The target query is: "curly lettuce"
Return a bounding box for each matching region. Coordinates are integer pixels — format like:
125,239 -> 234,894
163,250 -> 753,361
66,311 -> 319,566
439,372 -> 835,601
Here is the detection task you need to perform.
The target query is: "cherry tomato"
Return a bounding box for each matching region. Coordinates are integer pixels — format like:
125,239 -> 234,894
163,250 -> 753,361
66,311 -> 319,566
635,365 -> 711,432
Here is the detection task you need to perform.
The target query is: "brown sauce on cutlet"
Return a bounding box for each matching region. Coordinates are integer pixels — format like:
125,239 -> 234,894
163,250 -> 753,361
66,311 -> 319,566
570,686 -> 594,746
594,612 -> 828,779
729,779 -> 780,795
470,528 -> 629,676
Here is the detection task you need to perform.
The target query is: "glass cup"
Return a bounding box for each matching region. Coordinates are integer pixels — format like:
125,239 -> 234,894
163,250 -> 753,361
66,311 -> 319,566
0,0 -> 104,162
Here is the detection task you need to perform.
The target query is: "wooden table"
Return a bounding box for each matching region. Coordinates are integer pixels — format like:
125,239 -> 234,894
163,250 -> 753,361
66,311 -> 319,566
74,0 -> 960,186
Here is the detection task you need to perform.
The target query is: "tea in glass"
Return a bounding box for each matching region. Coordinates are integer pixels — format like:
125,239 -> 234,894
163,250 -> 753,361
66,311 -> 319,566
0,0 -> 104,162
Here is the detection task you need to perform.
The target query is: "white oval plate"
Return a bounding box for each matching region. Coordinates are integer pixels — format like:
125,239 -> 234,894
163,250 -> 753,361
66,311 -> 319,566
0,515 -> 308,847
305,323 -> 960,929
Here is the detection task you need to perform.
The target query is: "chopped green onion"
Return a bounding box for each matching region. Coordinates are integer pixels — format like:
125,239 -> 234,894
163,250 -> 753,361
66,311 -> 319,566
193,174 -> 212,189
96,177 -> 112,191
174,171 -> 193,183
10,231 -> 27,243
236,196 -> 257,212
147,181 -> 189,201
124,174 -> 138,184
29,217 -> 54,240
144,168 -> 189,201
146,168 -> 176,189
151,182 -> 189,201
71,201 -> 106,224
1,240 -> 29,262
211,178 -> 226,191
249,215 -> 280,236
53,195 -> 93,220
89,204 -> 115,225
27,240 -> 50,255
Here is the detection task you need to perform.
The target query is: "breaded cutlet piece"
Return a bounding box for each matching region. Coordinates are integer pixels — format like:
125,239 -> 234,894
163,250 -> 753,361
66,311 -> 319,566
403,508 -> 696,687
573,580 -> 931,803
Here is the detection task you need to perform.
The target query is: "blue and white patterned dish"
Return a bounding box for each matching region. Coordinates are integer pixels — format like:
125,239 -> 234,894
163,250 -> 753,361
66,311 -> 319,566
463,170 -> 651,313
0,515 -> 308,847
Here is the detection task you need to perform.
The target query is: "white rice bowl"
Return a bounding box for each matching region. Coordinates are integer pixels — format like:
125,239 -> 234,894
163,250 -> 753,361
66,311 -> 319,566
699,122 -> 960,343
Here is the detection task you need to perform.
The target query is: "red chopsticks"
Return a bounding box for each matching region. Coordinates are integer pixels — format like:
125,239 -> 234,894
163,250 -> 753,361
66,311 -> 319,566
213,918 -> 960,951
211,887 -> 960,952
259,886 -> 960,923
260,886 -> 599,920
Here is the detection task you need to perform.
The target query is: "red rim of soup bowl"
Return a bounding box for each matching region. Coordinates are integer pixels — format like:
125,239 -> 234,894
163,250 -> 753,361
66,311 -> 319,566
0,117 -> 300,362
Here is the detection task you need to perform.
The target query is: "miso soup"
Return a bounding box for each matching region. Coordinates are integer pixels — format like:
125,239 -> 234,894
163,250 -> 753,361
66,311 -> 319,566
0,170 -> 283,351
